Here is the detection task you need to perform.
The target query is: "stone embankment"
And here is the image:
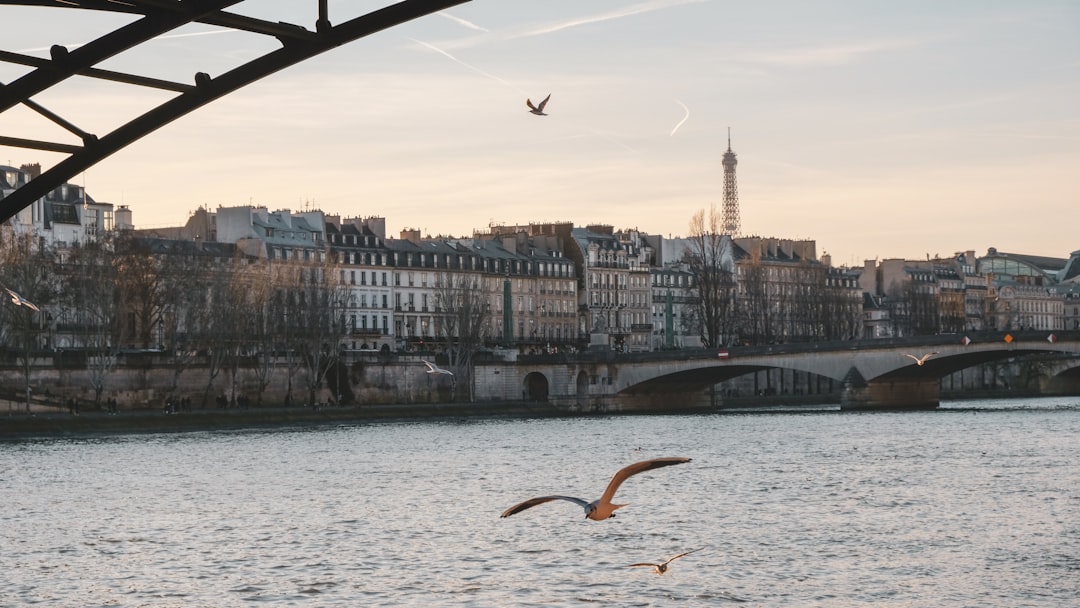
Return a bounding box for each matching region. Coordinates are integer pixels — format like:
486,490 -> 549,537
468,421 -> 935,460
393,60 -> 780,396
0,400 -> 570,439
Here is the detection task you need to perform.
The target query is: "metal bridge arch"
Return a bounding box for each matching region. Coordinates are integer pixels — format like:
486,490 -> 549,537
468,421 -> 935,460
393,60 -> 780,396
0,0 -> 468,223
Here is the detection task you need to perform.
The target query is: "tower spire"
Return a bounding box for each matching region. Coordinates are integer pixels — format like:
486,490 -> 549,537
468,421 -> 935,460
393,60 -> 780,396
721,127 -> 740,235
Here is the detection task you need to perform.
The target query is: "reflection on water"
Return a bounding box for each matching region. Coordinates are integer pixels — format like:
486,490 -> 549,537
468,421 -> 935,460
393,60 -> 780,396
2,397 -> 1078,606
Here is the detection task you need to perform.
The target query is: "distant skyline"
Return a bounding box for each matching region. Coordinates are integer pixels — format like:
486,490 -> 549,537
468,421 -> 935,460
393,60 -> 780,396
2,1 -> 1078,265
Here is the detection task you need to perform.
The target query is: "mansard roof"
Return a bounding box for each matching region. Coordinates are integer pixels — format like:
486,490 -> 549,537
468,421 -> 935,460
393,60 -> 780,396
126,235 -> 240,257
730,242 -> 812,263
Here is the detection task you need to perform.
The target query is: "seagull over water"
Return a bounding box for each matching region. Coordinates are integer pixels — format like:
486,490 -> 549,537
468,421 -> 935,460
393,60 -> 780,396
500,456 -> 691,521
904,352 -> 938,366
5,287 -> 39,311
526,94 -> 550,116
422,360 -> 453,376
627,547 -> 702,575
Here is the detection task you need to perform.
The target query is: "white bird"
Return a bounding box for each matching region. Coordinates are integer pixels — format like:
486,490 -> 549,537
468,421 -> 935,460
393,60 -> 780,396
904,352 -> 938,366
500,457 -> 691,521
627,548 -> 702,575
422,360 -> 453,376
5,288 -> 39,311
526,94 -> 550,116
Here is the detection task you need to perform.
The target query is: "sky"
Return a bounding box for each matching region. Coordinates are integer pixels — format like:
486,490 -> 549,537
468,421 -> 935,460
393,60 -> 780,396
2,0 -> 1078,266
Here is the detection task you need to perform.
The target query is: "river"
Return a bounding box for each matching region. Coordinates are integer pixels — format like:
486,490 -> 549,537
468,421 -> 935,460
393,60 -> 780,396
2,396 -> 1078,606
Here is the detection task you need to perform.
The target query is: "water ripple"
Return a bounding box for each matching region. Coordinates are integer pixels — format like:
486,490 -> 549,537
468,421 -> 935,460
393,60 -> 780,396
1,397 -> 1078,605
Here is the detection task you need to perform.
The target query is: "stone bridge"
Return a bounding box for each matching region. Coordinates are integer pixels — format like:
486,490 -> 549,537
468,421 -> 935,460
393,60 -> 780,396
474,331 -> 1080,411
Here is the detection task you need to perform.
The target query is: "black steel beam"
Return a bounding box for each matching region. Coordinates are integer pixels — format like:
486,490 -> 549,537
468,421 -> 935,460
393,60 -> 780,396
0,50 -> 195,93
0,1 -> 243,114
0,0 -> 469,223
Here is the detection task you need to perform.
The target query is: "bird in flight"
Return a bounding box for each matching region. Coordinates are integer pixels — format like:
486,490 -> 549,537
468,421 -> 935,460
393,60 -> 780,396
500,456 -> 691,521
904,352 -> 938,366
4,287 -> 39,311
526,94 -> 550,116
627,548 -> 702,575
422,360 -> 453,376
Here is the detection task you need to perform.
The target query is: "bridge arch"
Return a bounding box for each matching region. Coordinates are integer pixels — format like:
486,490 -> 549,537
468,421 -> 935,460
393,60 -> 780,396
523,372 -> 549,402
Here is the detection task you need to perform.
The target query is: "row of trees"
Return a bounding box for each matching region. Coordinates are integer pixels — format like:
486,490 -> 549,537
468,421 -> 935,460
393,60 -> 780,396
684,205 -> 863,347
0,229 -> 495,407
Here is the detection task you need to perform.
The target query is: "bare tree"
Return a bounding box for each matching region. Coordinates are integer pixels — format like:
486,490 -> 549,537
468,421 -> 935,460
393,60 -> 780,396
60,236 -> 125,409
246,260 -> 277,407
685,205 -> 736,347
113,234 -> 166,349
292,253 -> 349,407
188,252 -> 249,408
0,231 -> 54,412
738,249 -> 772,345
433,271 -> 491,401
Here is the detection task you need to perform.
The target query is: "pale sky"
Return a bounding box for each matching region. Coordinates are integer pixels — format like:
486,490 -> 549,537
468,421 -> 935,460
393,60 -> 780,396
2,0 -> 1078,266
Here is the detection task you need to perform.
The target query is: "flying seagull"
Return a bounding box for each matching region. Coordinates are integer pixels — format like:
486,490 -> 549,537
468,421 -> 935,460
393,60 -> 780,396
526,94 -> 550,116
500,456 -> 691,521
627,548 -> 702,575
422,360 -> 454,376
904,352 -> 938,366
4,287 -> 39,311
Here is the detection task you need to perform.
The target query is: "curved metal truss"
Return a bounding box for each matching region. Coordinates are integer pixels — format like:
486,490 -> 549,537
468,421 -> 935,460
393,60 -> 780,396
0,0 -> 467,223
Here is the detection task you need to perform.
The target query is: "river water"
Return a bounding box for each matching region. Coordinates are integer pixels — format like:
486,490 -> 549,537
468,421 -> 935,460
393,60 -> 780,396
2,397 -> 1078,607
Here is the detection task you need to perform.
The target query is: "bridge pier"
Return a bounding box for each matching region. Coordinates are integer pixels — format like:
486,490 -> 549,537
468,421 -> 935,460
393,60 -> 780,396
841,378 -> 940,411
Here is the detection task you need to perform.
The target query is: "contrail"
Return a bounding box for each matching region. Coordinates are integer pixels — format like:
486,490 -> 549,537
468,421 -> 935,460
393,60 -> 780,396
17,28 -> 234,54
438,11 -> 489,32
669,99 -> 690,136
409,38 -> 526,96
519,0 -> 707,39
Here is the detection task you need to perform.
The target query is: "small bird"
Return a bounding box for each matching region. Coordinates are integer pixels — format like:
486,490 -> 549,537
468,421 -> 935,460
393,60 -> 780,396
5,288 -> 39,311
526,94 -> 550,116
627,548 -> 702,575
422,360 -> 453,376
500,456 -> 691,521
904,352 -> 938,366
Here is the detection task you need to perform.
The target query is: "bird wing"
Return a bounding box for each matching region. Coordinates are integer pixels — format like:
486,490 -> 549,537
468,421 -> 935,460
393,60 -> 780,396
665,548 -> 702,564
626,563 -> 660,568
536,94 -> 550,111
422,360 -> 435,371
526,98 -> 537,111
500,495 -> 590,518
598,457 -> 691,505
903,354 -> 919,362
